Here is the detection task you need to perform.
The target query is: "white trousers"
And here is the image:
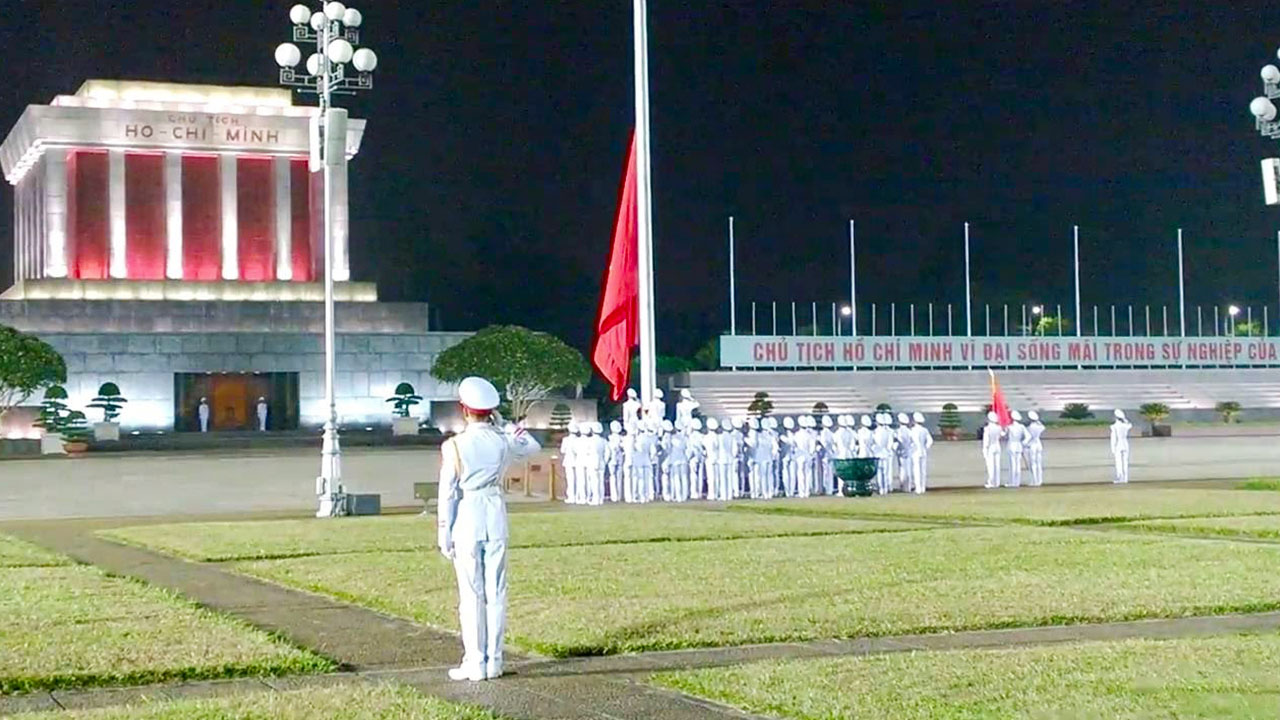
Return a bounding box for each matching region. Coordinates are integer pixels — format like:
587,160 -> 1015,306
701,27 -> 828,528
668,463 -> 689,502
909,453 -> 928,493
875,455 -> 892,495
1028,446 -> 1044,486
1113,449 -> 1129,483
1007,446 -> 1024,488
629,465 -> 654,502
607,461 -> 622,501
795,458 -> 813,498
688,459 -> 703,500
452,539 -> 507,677
896,453 -> 911,491
564,465 -> 580,504
984,450 -> 1001,488
583,468 -> 603,505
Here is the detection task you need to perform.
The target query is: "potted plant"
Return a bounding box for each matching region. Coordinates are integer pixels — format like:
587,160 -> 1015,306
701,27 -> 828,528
61,410 -> 90,455
811,401 -> 829,417
939,403 -> 962,440
387,382 -> 423,436
34,385 -> 70,455
1138,402 -> 1172,437
87,382 -> 127,441
1059,403 -> 1094,421
1216,400 -> 1242,424
549,403 -> 573,435
748,392 -> 774,417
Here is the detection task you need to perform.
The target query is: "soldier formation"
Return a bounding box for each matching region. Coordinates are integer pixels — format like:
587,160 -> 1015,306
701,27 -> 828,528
557,390 -> 935,504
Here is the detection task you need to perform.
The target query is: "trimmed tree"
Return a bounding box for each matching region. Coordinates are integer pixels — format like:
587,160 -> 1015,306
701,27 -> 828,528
747,392 -> 774,418
431,325 -> 590,421
88,382 -> 128,423
0,326 -> 66,419
939,403 -> 962,439
34,385 -> 71,435
812,402 -> 830,416
386,382 -> 423,418
1060,403 -> 1094,420
1138,402 -> 1171,433
549,403 -> 573,431
1216,400 -> 1242,424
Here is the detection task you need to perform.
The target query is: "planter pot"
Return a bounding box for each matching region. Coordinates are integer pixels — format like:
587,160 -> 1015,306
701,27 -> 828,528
40,434 -> 66,456
93,422 -> 120,442
1152,424 -> 1172,437
940,427 -> 961,441
392,417 -> 420,436
64,441 -> 89,455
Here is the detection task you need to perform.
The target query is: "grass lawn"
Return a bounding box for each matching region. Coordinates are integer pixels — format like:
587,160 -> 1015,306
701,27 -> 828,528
0,534 -> 330,694
0,533 -> 70,568
654,632 -> 1280,719
23,682 -> 503,719
1126,514 -> 1280,541
234,526 -> 1280,656
734,486 -> 1280,525
100,507 -> 925,561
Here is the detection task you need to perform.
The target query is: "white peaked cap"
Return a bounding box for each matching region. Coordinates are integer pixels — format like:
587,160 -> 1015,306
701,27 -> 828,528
861,415 -> 872,427
913,411 -> 925,423
1114,409 -> 1126,419
584,423 -> 596,434
458,376 -> 501,411
1011,410 -> 1022,422
662,419 -> 674,432
568,422 -> 580,433
763,417 -> 776,429
707,417 -> 720,430
1028,411 -> 1040,421
691,418 -> 704,430
987,411 -> 999,423
654,388 -> 664,399
610,420 -> 622,433
681,389 -> 693,399
784,417 -> 796,429
627,388 -> 638,398
747,417 -> 759,429
897,412 -> 909,424
822,415 -> 834,427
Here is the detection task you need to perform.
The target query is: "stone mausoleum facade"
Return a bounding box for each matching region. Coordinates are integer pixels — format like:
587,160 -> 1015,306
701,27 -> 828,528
0,80 -> 466,432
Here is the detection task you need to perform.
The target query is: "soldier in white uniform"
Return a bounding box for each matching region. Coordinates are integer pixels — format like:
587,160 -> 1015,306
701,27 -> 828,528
676,389 -> 700,428
855,415 -> 874,459
644,389 -> 666,424
634,423 -> 659,502
761,416 -> 781,499
437,376 -> 540,682
1006,410 -> 1028,489
779,417 -> 798,496
894,412 -> 913,492
606,420 -> 625,502
871,413 -> 896,495
1110,409 -> 1132,484
559,423 -> 580,504
792,417 -> 818,497
662,420 -> 691,502
701,418 -> 723,500
686,418 -> 706,500
819,415 -> 838,495
982,411 -> 1004,489
622,389 -> 642,430
909,412 -> 933,494
256,397 -> 269,432
716,418 -> 739,500
581,423 -> 606,505
198,397 -> 210,433
1026,411 -> 1045,487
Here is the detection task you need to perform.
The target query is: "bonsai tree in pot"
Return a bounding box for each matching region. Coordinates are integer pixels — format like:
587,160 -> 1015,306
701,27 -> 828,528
34,385 -> 71,455
938,403 -> 962,440
61,410 -> 91,455
1138,402 -> 1171,437
812,401 -> 829,417
1060,403 -> 1094,421
1216,400 -> 1242,424
549,402 -> 573,434
748,392 -> 774,418
387,382 -> 423,436
87,382 -> 127,441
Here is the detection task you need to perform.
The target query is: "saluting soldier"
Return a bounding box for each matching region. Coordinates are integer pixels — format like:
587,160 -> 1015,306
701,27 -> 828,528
437,376 -> 541,682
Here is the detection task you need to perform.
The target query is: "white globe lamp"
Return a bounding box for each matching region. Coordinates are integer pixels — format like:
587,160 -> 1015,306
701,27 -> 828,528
352,47 -> 378,72
324,2 -> 346,21
274,43 -> 302,68
310,11 -> 326,30
1251,97 -> 1276,121
289,4 -> 312,25
306,53 -> 323,77
343,8 -> 363,27
327,39 -> 354,64
1264,65 -> 1280,84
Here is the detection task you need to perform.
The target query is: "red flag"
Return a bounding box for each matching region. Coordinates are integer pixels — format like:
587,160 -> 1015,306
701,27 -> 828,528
989,369 -> 1013,427
591,133 -> 639,402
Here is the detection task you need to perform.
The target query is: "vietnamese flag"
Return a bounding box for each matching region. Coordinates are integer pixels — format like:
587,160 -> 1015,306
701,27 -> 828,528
591,132 -> 639,402
989,369 -> 1013,427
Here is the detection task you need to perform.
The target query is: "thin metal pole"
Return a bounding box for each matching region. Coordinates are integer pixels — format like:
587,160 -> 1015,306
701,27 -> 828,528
1266,306 -> 1271,337
316,14 -> 343,518
1021,304 -> 1027,336
1092,305 -> 1098,336
928,302 -> 934,336
832,303 -> 838,337
964,222 -> 973,336
1073,225 -> 1082,337
910,304 -> 916,336
772,301 -> 777,335
1248,306 -> 1254,337
871,303 -> 877,336
751,301 -> 757,335
812,301 -> 818,336
1162,306 -> 1168,336
1145,306 -> 1151,337
1056,305 -> 1062,336
633,0 -> 657,403
1003,304 -> 1009,336
985,304 -> 990,336
1214,306 -> 1219,337
1128,305 -> 1134,336
1276,231 -> 1280,333
791,302 -> 797,335
890,303 -> 896,336
1110,305 -> 1116,336
1197,306 -> 1202,336
1178,228 -> 1186,337
728,216 -> 736,336
849,220 -> 857,336
947,304 -> 953,336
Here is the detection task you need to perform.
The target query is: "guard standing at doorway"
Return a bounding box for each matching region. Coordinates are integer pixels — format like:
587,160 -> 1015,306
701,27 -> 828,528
437,376 -> 541,682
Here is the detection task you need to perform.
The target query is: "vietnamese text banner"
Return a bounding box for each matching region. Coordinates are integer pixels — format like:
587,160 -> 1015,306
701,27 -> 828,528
719,335 -> 1280,369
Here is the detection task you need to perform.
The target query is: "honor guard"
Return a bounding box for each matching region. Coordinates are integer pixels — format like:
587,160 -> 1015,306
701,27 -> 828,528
908,412 -> 933,494
1006,411 -> 1028,489
437,376 -> 540,682
982,411 -> 1004,489
1026,411 -> 1046,486
1110,409 -> 1132,484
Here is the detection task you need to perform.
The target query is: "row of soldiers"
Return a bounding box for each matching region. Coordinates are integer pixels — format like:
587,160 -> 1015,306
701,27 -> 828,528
557,412 -> 935,505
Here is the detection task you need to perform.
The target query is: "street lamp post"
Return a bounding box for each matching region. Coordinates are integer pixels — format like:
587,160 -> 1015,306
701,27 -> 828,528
274,2 -> 378,518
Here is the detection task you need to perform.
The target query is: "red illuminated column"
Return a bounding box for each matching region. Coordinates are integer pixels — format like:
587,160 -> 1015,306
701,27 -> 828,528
124,153 -> 166,280
291,159 -> 312,282
220,154 -> 237,280
181,155 -> 221,281
68,150 -> 110,280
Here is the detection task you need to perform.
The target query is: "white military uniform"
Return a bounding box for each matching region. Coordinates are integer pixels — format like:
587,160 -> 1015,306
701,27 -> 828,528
256,397 -> 268,432
894,412 -> 913,492
560,424 -> 580,504
198,398 -> 210,433
581,424 -> 606,506
1006,412 -> 1027,488
676,389 -> 700,428
622,389 -> 642,431
908,412 -> 933,494
871,414 -> 895,495
982,412 -> 1004,489
606,421 -> 625,502
1110,409 -> 1131,484
437,377 -> 541,682
1026,412 -> 1046,486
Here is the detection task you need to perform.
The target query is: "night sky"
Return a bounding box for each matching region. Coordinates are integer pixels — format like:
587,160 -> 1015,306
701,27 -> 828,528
3,1 -> 1280,356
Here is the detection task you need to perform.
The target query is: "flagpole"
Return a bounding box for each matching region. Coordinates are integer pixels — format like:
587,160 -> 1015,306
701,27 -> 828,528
1073,225 -> 1081,337
728,216 -> 736,336
1178,228 -> 1186,337
849,220 -> 857,336
964,222 -> 972,337
633,0 -> 657,404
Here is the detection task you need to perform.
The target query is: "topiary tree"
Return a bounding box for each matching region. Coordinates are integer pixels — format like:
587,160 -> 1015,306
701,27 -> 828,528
386,382 -> 423,418
939,403 -> 962,438
88,382 -> 128,423
875,402 -> 892,413
34,385 -> 71,436
0,325 -> 66,419
431,325 -> 590,421
549,403 -> 573,431
61,410 -> 90,443
1060,403 -> 1093,420
1138,402 -> 1171,433
748,392 -> 774,417
812,401 -> 830,416
1216,400 -> 1242,424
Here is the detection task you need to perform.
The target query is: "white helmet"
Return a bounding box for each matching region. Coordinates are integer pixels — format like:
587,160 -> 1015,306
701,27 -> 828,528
585,423 -> 597,435
1114,408 -> 1126,420
690,417 -> 704,431
681,389 -> 693,400
1027,411 -> 1040,422
987,411 -> 999,423
1011,410 -> 1022,422
912,411 -> 925,424
822,415 -> 834,428
627,388 -> 638,399
610,420 -> 622,433
706,417 -> 720,431
783,417 -> 796,430
897,412 -> 909,425
661,419 -> 674,432
458,376 -> 501,412
655,388 -> 665,399
747,417 -> 759,430
860,415 -> 872,428
763,417 -> 776,430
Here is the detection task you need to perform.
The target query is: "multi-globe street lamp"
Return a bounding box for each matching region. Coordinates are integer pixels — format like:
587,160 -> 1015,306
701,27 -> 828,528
274,2 -> 378,518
